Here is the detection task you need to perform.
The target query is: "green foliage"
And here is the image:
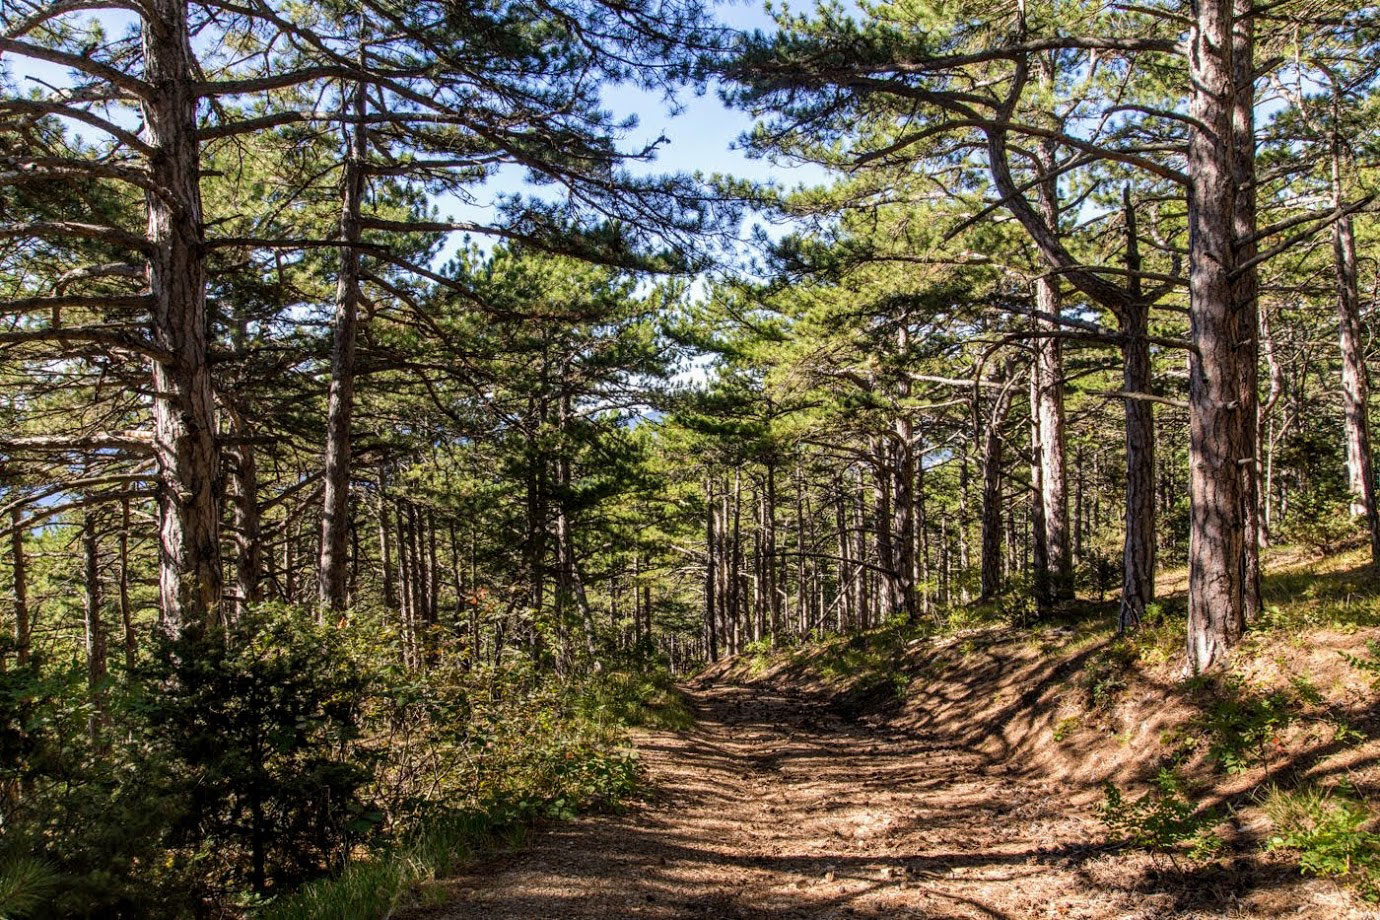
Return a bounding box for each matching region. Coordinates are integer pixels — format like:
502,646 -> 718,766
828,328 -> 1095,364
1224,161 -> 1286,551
144,607 -> 376,895
1079,640 -> 1137,709
1277,492 -> 1358,557
1052,715 -> 1081,742
1099,770 -> 1222,863
571,666 -> 694,731
259,738 -> 636,920
0,856 -> 59,920
1190,673 -> 1295,775
0,659 -> 196,918
0,601 -> 673,918
1343,639 -> 1380,689
1266,785 -> 1380,901
257,809 -> 516,920
1080,549 -> 1120,602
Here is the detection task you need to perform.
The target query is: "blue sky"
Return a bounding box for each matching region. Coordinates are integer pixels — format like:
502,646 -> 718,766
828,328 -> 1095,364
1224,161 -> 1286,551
7,1 -> 830,265
437,0 -> 831,261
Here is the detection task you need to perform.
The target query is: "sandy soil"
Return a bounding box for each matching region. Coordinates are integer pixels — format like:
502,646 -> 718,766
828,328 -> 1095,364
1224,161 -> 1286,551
417,682 -> 1370,920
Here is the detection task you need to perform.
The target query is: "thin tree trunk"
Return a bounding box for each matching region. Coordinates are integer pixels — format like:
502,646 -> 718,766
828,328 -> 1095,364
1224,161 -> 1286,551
834,478 -> 852,631
84,512 -> 108,741
1331,144 -> 1380,563
1260,306 -> 1285,541
1031,294 -> 1072,597
227,407 -> 261,623
871,438 -> 899,619
891,433 -> 917,623
448,522 -> 469,662
120,498 -> 135,672
1029,359 -> 1053,614
283,517 -> 297,604
1232,0 -> 1262,622
980,375 -> 1017,601
764,461 -> 780,640
1120,188 -> 1156,631
377,485 -> 397,610
395,501 -> 414,666
319,73 -> 368,613
11,510 -> 30,667
853,469 -> 870,627
706,477 -> 718,661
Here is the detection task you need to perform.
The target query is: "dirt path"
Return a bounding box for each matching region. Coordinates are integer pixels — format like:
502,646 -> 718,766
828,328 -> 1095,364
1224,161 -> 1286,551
419,683 -> 1354,919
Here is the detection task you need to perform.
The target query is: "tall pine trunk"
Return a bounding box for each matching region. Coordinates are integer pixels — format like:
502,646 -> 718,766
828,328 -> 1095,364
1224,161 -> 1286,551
980,375 -> 1016,601
10,510 -> 29,667
84,512 -> 108,740
1120,189 -> 1156,631
1330,143 -> 1380,563
319,76 -> 368,612
143,0 -> 222,632
1232,0 -> 1262,622
1184,0 -> 1252,671
1031,136 -> 1072,600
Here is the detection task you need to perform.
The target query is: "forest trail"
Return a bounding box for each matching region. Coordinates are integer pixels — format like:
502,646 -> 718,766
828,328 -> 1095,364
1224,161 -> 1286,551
416,682 -> 1295,920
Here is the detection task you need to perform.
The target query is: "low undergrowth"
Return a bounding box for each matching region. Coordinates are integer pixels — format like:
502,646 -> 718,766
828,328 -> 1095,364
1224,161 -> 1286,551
0,607 -> 685,920
1264,783 -> 1380,902
256,653 -> 666,920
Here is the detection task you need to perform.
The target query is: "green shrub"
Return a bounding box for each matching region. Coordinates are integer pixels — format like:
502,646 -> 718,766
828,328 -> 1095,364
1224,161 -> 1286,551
1100,769 -> 1221,864
572,666 -> 693,731
0,659 -> 196,918
1079,640 -> 1137,708
1343,640 -> 1380,690
144,607 -> 377,896
1191,673 -> 1294,775
1278,493 -> 1359,556
1266,785 -> 1380,900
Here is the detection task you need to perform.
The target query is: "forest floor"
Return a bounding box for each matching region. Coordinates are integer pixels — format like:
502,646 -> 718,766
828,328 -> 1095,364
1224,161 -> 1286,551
408,678 -> 1366,920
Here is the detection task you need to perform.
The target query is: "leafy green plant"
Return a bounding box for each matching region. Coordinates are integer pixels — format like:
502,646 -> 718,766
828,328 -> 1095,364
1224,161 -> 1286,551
1265,785 -> 1380,901
1192,674 -> 1295,775
1079,641 -> 1136,709
1100,770 -> 1221,864
1053,716 -> 1081,742
572,666 -> 693,731
1343,640 -> 1380,690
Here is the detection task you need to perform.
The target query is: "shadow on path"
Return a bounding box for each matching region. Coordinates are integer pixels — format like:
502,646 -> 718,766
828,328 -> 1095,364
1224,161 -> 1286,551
407,683 -> 1344,920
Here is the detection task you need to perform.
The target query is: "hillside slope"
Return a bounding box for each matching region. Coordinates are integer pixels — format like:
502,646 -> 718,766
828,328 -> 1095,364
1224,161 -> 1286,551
702,544 -> 1380,916
401,548 -> 1380,919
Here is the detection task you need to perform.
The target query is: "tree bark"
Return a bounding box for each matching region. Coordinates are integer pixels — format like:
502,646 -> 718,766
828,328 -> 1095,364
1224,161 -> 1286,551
319,74 -> 368,612
1120,189 -> 1156,631
1030,132 -> 1073,601
10,510 -> 29,667
705,477 -> 718,661
1185,0 -> 1250,671
870,438 -> 900,619
1029,362 -> 1053,614
377,483 -> 397,610
764,461 -> 780,640
1232,0 -> 1262,622
227,407 -> 261,622
980,374 -> 1017,602
120,497 -> 136,672
84,512 -> 108,740
1330,146 -> 1380,563
143,0 -> 222,633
